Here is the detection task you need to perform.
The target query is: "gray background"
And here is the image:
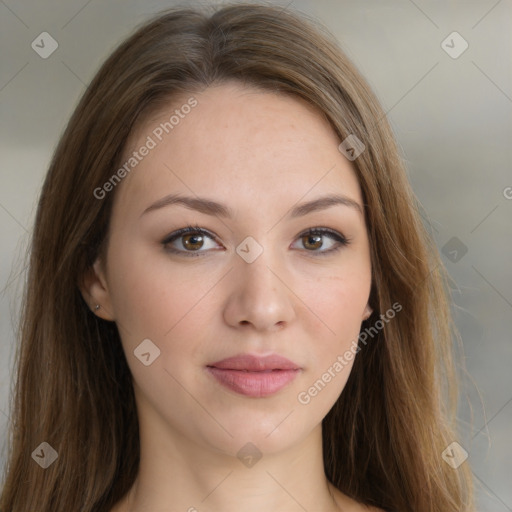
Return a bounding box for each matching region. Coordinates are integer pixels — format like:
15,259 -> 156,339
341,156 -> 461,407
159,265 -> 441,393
1,0 -> 511,510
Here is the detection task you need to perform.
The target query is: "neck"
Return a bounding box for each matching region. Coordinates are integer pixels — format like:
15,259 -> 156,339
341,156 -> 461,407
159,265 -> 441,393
117,414 -> 341,512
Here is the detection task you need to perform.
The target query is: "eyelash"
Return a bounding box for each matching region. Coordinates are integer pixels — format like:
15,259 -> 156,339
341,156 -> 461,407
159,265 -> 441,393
161,224 -> 351,258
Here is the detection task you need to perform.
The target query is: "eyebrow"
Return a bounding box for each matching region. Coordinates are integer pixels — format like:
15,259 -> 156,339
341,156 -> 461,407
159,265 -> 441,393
140,193 -> 363,219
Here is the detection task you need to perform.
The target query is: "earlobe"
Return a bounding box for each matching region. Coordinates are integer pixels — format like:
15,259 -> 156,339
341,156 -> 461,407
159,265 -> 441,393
362,303 -> 373,321
79,258 -> 115,321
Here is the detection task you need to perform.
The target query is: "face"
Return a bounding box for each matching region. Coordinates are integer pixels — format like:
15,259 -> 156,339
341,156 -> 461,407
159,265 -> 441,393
84,81 -> 372,457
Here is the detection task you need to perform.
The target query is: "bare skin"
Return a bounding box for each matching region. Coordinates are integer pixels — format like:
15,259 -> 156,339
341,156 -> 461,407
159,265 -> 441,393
83,81 -> 382,512
112,481 -> 383,512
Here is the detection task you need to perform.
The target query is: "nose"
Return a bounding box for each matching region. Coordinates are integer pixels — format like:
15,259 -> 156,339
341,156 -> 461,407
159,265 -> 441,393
222,252 -> 296,333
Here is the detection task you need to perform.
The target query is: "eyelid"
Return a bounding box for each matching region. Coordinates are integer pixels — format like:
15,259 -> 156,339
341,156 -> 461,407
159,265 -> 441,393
293,227 -> 351,256
161,225 -> 217,246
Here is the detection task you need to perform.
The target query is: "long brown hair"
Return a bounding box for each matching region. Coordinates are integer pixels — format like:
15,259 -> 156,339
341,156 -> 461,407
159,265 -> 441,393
0,3 -> 474,511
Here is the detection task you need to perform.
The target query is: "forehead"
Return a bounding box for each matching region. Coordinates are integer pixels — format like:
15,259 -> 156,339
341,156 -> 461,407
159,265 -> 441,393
112,81 -> 363,221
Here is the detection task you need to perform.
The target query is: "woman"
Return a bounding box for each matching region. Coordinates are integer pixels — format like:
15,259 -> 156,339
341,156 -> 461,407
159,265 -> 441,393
0,3 -> 474,511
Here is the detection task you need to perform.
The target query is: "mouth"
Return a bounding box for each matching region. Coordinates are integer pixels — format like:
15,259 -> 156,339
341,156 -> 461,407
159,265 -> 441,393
206,353 -> 301,398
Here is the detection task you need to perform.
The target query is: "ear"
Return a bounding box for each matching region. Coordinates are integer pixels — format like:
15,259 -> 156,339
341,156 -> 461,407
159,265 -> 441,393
362,303 -> 373,321
79,258 -> 115,321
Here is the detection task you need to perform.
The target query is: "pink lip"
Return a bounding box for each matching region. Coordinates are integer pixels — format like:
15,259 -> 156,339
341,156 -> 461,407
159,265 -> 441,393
206,354 -> 301,398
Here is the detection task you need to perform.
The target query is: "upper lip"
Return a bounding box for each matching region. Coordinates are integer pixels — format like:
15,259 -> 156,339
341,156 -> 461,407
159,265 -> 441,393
207,353 -> 300,371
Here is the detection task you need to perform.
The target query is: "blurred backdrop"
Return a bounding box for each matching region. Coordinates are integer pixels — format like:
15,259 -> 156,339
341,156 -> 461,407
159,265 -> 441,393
0,1 -> 511,510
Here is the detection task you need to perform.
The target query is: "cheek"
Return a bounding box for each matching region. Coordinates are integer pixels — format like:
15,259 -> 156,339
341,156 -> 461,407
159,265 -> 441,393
107,244 -> 220,349
106,247 -> 215,401
299,267 -> 371,348
296,277 -> 368,414
293,273 -> 366,411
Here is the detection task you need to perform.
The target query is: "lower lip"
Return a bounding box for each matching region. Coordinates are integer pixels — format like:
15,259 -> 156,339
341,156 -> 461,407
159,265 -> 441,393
206,367 -> 300,397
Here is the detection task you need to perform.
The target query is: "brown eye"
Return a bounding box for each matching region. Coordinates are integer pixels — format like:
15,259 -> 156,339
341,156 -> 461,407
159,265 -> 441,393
162,225 -> 350,258
182,233 -> 205,251
292,228 -> 351,256
302,233 -> 323,250
162,226 -> 220,257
